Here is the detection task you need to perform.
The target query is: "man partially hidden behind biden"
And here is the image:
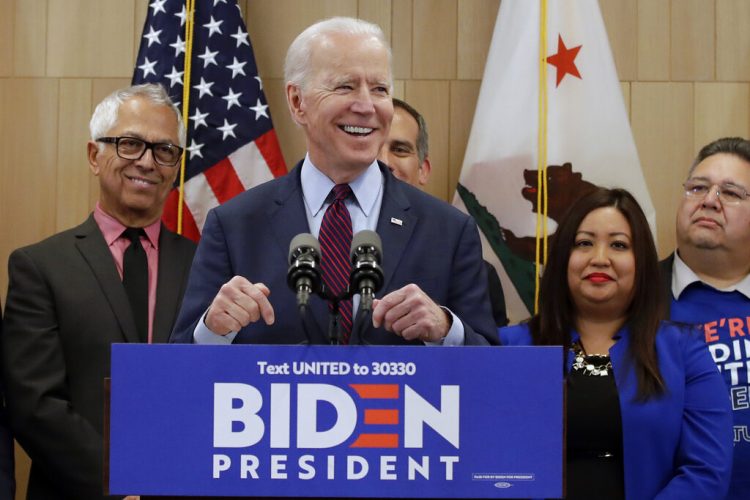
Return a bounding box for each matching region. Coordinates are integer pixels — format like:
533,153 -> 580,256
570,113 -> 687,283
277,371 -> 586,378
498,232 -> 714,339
170,17 -> 497,347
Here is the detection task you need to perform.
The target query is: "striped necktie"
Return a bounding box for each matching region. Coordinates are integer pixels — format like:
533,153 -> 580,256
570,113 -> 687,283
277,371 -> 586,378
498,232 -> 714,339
319,184 -> 353,344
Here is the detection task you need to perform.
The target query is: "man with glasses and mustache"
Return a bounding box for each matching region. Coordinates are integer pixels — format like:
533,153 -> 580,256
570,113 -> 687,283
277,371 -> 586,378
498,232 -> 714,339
660,137 -> 750,499
1,83 -> 196,499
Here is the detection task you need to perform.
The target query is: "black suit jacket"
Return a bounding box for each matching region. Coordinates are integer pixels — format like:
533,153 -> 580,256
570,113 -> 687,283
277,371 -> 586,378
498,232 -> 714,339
0,304 -> 15,499
1,215 -> 195,499
484,261 -> 509,327
171,162 -> 498,346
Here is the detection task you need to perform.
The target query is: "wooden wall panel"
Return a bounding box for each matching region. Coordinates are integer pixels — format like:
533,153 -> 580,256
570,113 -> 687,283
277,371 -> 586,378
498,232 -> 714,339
631,82 -> 694,257
694,82 -> 750,150
671,0 -> 715,81
449,80 -> 480,192
358,0 -> 391,39
47,0 -> 136,77
0,0 -> 12,76
404,80 -> 450,200
13,0 -> 47,77
457,0 -> 500,80
92,77 -> 138,111
391,0 -> 413,79
56,79 -> 93,232
637,0 -> 669,80
12,444 -> 27,500
246,0 -> 357,80
0,79 -> 59,302
391,79 -> 405,100
413,0 -> 457,79
716,0 -> 750,81
134,0 -> 149,59
262,77 -> 302,169
599,0 -> 637,81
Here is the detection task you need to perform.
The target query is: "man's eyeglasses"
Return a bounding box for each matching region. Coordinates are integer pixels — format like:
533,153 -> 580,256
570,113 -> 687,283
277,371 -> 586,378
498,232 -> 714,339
96,136 -> 184,167
683,179 -> 750,205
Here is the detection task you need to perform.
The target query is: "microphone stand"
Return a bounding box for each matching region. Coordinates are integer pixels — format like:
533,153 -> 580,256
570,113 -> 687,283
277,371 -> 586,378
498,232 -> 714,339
327,297 -> 341,345
319,284 -> 348,345
296,301 -> 313,345
352,307 -> 372,346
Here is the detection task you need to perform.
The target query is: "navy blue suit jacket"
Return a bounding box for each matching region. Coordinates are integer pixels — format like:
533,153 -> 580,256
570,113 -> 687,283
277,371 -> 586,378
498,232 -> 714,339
171,162 -> 498,346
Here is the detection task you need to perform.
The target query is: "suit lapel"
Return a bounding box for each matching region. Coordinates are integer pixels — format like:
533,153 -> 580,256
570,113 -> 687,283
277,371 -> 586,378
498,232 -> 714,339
374,167 -> 417,294
351,166 -> 417,344
74,215 -> 140,343
269,163 -> 329,343
153,228 -> 190,343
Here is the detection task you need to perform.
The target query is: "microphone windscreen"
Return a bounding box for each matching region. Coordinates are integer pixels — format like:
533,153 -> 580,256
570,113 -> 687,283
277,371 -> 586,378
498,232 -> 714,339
288,233 -> 320,263
350,230 -> 382,261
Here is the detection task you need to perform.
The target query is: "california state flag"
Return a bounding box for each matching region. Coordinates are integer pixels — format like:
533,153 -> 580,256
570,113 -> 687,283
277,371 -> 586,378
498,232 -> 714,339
454,0 -> 655,323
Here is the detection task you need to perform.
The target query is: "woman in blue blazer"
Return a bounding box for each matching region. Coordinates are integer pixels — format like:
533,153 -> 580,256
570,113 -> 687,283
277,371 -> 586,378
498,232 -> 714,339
500,188 -> 732,499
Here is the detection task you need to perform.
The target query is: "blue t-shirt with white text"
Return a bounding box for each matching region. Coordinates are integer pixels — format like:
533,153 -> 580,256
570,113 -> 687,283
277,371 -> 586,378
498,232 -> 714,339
671,283 -> 750,500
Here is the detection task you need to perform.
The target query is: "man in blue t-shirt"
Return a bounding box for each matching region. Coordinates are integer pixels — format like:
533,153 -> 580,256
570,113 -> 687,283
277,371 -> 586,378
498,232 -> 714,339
660,137 -> 750,500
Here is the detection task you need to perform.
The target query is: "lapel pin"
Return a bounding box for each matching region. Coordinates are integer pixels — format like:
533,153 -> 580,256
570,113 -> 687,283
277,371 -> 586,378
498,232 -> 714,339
390,217 -> 403,226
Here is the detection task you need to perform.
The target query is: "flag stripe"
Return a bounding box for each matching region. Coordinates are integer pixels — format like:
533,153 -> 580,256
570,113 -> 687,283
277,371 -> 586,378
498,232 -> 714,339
255,129 -> 288,178
183,173 -> 220,231
163,189 -> 201,241
228,140 -> 276,189
204,157 -> 245,203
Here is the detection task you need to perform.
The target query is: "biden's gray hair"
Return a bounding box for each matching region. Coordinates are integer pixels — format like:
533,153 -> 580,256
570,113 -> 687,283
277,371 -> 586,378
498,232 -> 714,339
284,16 -> 392,91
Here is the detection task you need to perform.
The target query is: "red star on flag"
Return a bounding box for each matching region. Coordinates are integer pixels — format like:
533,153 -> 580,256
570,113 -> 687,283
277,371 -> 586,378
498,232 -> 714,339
546,34 -> 582,87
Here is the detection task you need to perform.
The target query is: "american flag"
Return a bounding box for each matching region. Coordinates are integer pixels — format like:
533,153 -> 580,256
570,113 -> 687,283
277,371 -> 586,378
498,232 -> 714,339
133,0 -> 286,241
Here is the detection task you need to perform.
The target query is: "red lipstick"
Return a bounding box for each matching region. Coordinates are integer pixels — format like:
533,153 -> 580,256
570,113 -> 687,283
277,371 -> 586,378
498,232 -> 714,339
586,273 -> 613,283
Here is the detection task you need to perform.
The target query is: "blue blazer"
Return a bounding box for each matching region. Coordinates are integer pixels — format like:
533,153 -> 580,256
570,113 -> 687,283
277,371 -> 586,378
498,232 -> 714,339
499,322 -> 733,499
171,162 -> 498,346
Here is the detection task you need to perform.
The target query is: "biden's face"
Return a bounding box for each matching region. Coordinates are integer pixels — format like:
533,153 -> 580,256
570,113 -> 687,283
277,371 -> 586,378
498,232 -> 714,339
288,32 -> 393,181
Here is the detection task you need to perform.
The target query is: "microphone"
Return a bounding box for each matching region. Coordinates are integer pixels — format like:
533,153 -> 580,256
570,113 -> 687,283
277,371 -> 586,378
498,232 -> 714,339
349,230 -> 384,312
287,233 -> 322,313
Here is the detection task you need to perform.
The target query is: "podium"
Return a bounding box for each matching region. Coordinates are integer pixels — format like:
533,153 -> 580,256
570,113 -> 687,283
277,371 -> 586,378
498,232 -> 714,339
108,344 -> 563,498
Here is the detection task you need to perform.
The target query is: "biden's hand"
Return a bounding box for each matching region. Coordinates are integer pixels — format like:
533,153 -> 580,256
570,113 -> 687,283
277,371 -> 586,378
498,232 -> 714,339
372,284 -> 451,343
205,276 -> 274,334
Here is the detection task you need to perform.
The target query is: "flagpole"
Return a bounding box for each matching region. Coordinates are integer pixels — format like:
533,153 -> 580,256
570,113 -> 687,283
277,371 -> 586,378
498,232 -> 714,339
176,0 -> 196,235
534,0 -> 549,314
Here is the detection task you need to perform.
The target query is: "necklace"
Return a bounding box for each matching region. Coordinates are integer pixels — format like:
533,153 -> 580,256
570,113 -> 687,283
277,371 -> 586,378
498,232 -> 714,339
571,341 -> 612,376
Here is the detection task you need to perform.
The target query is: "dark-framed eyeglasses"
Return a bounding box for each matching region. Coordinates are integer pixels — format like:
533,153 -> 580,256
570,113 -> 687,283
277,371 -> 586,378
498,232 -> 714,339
683,179 -> 750,205
96,136 -> 184,167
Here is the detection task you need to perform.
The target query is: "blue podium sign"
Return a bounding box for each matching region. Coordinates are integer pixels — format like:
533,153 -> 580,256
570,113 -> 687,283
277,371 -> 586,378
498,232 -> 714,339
109,344 -> 563,498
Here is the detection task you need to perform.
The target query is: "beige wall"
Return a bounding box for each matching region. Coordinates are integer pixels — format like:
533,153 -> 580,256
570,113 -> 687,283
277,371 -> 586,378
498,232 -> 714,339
0,0 -> 749,496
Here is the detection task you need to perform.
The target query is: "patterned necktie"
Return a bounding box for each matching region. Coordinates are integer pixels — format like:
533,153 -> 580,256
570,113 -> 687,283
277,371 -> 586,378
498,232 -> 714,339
319,184 -> 354,344
122,227 -> 149,343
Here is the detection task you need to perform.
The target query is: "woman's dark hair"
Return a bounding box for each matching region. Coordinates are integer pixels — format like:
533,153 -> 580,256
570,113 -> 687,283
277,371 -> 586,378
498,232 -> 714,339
528,187 -> 665,399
